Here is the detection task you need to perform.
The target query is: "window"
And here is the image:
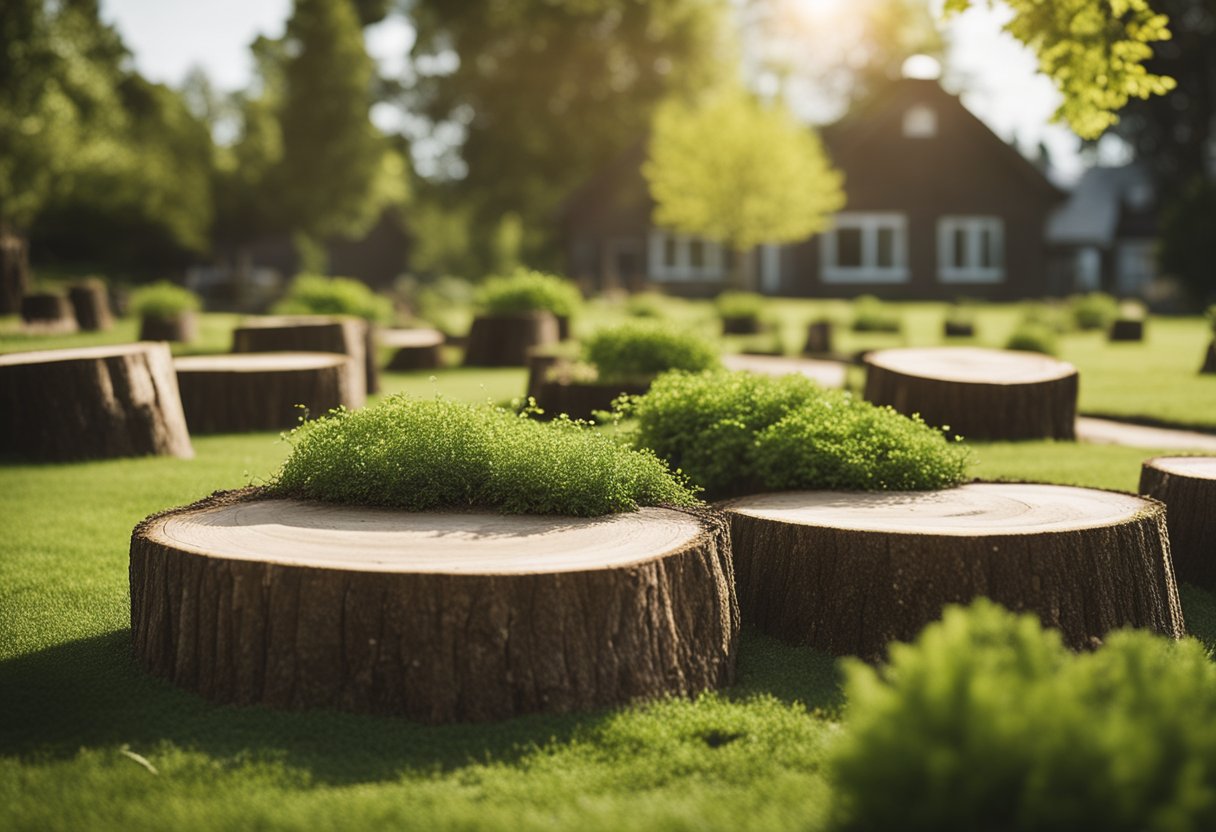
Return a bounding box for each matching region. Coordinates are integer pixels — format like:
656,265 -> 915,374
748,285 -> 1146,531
937,217 -> 1004,283
821,213 -> 909,283
903,105 -> 937,138
648,231 -> 725,281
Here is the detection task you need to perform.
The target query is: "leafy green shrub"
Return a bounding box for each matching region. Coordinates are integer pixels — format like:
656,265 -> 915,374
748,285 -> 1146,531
129,281 -> 201,318
399,274 -> 475,335
851,294 -> 901,333
620,371 -> 968,497
714,291 -> 766,320
273,274 -> 393,323
944,298 -> 977,326
1069,291 -> 1119,330
626,291 -> 668,319
269,395 -> 697,516
1005,321 -> 1059,356
476,267 -> 582,317
830,599 -> 1216,832
583,322 -> 720,383
1020,301 -> 1070,333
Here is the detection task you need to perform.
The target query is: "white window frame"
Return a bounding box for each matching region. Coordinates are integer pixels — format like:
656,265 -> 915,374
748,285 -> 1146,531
937,216 -> 1005,283
648,230 -> 725,281
820,212 -> 909,284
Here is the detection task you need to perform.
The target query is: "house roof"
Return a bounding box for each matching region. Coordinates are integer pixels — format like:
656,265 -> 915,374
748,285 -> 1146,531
1046,163 -> 1156,246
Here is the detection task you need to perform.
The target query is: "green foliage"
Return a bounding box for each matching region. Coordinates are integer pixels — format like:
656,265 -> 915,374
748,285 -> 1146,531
583,322 -> 720,383
401,274 -> 476,334
714,292 -> 766,321
269,395 -> 697,516
626,292 -> 669,319
273,274 -> 393,323
851,295 -> 902,333
128,282 -> 201,318
476,268 -> 582,317
1160,178 -> 1216,305
1005,322 -> 1060,356
830,599 -> 1216,832
1070,291 -> 1120,330
622,371 -> 968,497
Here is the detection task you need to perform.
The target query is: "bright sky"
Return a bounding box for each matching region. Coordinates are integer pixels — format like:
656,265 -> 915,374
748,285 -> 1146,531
98,0 -> 1106,183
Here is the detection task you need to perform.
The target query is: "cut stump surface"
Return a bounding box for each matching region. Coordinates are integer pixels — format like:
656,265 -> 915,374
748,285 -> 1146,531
232,316 -> 370,400
0,343 -> 193,461
722,482 -> 1183,660
864,347 -> 1078,440
380,328 -> 445,371
130,495 -> 739,722
722,353 -> 847,389
1140,456 -> 1216,590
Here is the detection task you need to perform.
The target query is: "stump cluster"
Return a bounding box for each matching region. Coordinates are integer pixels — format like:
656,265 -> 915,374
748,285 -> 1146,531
464,312 -> 560,367
1140,456 -> 1216,590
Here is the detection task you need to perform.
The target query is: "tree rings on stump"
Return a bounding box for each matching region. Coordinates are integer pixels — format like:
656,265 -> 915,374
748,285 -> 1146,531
0,343 -> 193,461
68,280 -> 113,331
20,292 -> 77,334
722,353 -> 847,389
380,328 -> 445,371
232,315 -> 369,400
864,346 -> 1078,440
129,494 -> 738,722
1140,456 -> 1216,590
722,483 -> 1184,660
139,312 -> 198,343
174,352 -> 364,434
464,312 -> 560,367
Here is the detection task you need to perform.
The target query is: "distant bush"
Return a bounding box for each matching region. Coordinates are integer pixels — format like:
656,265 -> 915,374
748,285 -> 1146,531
273,274 -> 393,323
626,291 -> 668,319
476,268 -> 582,317
129,282 -> 201,318
851,294 -> 901,333
269,395 -> 697,516
1069,291 -> 1119,330
715,291 -> 766,320
583,322 -> 720,383
944,298 -> 977,326
830,599 -> 1216,832
1005,322 -> 1059,356
402,274 -> 475,335
1020,301 -> 1070,333
620,371 -> 968,497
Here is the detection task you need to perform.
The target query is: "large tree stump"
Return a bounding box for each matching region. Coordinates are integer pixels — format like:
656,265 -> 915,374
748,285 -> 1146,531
722,483 -> 1184,660
535,379 -> 650,421
20,292 -> 78,334
464,312 -> 560,367
68,279 -> 113,331
231,316 -> 369,401
139,312 -> 198,343
1201,341 -> 1216,375
129,493 -> 738,722
174,353 -> 364,434
803,320 -> 834,354
0,344 -> 193,461
864,347 -> 1078,440
1140,456 -> 1216,590
0,226 -> 29,315
380,328 -> 445,371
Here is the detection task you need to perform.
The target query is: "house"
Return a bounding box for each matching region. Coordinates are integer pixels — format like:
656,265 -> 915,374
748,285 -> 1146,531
558,77 -> 1067,300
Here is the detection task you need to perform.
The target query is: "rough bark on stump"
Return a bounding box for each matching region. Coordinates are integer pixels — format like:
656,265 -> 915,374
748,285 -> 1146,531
139,312 -> 198,343
231,316 -> 368,401
803,321 -> 834,354
1201,341 -> 1216,375
0,227 -> 29,316
20,292 -> 77,333
535,379 -> 650,421
174,353 -> 364,434
1140,457 -> 1216,590
943,321 -> 975,338
0,343 -> 193,461
864,347 -> 1078,440
1109,319 -> 1145,342
68,280 -> 113,331
722,483 -> 1184,660
380,328 -> 445,371
464,312 -> 560,367
129,493 -> 739,723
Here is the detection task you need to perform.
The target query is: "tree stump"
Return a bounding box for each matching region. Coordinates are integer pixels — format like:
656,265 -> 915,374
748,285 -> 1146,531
1109,319 -> 1145,342
231,316 -> 369,401
721,316 -> 762,335
1200,341 -> 1216,375
139,312 -> 198,343
362,324 -> 380,395
556,314 -> 572,341
67,279 -> 113,332
129,493 -> 738,722
721,353 -> 848,389
535,379 -> 651,421
722,483 -> 1184,660
20,292 -> 78,334
0,344 -> 193,461
863,347 -> 1078,440
943,320 -> 975,338
1140,457 -> 1216,590
803,320 -> 834,354
464,311 -> 560,367
174,353 -> 364,434
525,352 -> 564,403
0,226 -> 29,315
380,328 -> 445,371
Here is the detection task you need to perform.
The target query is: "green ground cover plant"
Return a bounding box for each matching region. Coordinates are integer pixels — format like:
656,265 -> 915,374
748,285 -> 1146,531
273,274 -> 394,323
1069,291 -> 1120,331
830,600 -> 1216,832
715,291 -> 766,321
850,294 -> 901,333
128,281 -> 201,318
476,268 -> 582,318
1005,321 -> 1060,355
269,395 -> 696,515
621,371 -> 969,497
583,321 -> 720,383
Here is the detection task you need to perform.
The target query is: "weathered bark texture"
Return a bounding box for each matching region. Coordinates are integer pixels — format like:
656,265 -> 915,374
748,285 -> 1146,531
380,328 -> 445,371
139,312 -> 198,343
20,292 -> 77,333
803,321 -> 834,355
174,353 -> 364,434
864,347 -> 1078,440
722,484 -> 1184,660
129,493 -> 739,723
0,344 -> 193,461
68,280 -> 113,331
721,316 -> 762,335
943,321 -> 975,338
231,316 -> 368,401
464,312 -> 560,367
1140,457 -> 1216,590
1109,319 -> 1145,342
1201,341 -> 1216,375
535,379 -> 650,421
0,226 -> 29,315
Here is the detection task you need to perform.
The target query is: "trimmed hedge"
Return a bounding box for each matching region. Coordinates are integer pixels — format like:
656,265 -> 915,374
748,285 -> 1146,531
714,291 -> 766,320
476,268 -> 582,317
129,281 -> 201,317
